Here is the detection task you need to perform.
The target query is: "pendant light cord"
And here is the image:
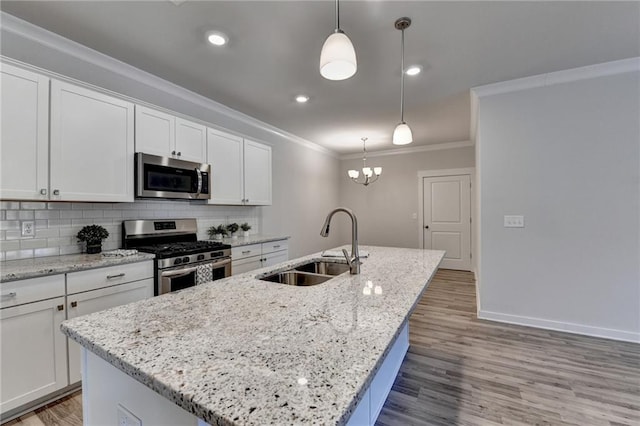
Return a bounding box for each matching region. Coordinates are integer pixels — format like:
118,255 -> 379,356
335,0 -> 340,31
400,28 -> 405,123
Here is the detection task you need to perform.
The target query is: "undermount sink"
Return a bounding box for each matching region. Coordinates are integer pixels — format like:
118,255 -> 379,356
259,260 -> 350,286
260,271 -> 334,286
294,261 -> 350,276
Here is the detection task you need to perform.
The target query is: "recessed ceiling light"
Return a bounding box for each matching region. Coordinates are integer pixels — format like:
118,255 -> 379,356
295,95 -> 310,103
206,31 -> 228,46
405,65 -> 422,76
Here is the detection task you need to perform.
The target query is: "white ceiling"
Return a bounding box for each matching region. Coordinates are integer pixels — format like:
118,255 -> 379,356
1,1 -> 638,154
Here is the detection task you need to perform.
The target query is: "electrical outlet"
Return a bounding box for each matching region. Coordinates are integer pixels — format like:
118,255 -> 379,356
504,215 -> 525,228
117,404 -> 141,426
21,221 -> 35,237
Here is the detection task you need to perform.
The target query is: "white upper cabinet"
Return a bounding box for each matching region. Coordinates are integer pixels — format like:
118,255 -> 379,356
206,130 -> 271,206
207,128 -> 244,205
135,105 -> 206,163
0,63 -> 50,200
50,80 -> 134,202
244,139 -> 272,206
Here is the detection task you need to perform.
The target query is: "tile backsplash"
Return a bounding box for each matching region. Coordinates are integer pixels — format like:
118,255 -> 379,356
0,200 -> 260,261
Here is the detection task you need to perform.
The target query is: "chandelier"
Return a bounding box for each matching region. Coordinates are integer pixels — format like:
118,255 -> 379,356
347,138 -> 382,186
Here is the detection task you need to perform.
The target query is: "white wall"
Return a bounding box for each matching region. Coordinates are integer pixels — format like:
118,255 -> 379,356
0,15 -> 342,259
474,62 -> 640,341
338,146 -> 475,249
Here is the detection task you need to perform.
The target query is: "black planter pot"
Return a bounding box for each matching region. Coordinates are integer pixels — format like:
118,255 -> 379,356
86,243 -> 102,254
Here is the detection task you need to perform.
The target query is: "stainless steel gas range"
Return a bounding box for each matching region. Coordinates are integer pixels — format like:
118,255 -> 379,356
122,219 -> 231,295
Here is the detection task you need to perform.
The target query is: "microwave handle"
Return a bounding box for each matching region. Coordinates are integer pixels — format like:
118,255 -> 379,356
195,168 -> 203,196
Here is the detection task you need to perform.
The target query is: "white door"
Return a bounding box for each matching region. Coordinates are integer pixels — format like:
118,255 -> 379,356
135,105 -> 175,157
207,129 -> 244,205
50,81 -> 134,202
243,140 -> 272,205
423,175 -> 471,270
67,279 -> 153,384
0,63 -> 50,200
0,297 -> 68,413
175,118 -> 206,163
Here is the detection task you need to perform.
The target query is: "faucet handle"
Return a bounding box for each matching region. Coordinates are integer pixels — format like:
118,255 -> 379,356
341,248 -> 352,265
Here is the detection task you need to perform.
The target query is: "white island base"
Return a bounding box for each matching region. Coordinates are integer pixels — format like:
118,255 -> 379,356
81,323 -> 409,426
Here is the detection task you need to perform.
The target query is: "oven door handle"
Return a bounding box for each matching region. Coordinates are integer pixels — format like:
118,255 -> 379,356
161,258 -> 231,279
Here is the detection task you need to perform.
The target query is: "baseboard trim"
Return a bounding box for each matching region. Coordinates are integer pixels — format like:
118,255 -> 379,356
0,383 -> 81,423
478,310 -> 640,343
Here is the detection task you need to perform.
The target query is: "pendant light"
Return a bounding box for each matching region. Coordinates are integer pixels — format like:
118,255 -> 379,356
348,138 -> 382,186
392,17 -> 413,145
320,0 -> 357,81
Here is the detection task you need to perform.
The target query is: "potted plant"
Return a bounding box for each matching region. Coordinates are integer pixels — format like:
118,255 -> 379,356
226,222 -> 240,239
240,222 -> 252,237
207,225 -> 227,240
77,224 -> 109,254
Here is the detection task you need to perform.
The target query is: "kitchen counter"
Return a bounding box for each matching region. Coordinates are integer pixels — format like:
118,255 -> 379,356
61,246 -> 444,425
0,252 -> 155,282
221,234 -> 289,247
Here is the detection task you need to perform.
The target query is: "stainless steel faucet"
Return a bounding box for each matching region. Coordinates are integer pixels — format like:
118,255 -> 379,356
320,207 -> 361,274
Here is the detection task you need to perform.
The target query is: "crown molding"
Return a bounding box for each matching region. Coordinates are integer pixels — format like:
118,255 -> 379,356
0,11 -> 337,158
471,57 -> 640,98
339,140 -> 474,160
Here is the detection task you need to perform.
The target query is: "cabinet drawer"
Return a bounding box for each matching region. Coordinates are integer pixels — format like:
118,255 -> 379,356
67,261 -> 153,295
261,240 -> 288,255
231,244 -> 261,261
0,275 -> 65,309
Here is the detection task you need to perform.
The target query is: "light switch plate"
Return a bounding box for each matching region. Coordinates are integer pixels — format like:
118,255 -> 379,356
117,404 -> 142,426
504,215 -> 525,228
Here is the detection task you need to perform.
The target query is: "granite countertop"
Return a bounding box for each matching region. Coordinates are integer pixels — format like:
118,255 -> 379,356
0,252 -> 156,282
221,234 -> 289,247
61,246 -> 444,425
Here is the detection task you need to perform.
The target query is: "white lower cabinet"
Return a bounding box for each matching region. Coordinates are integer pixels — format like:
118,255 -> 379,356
67,278 -> 153,384
0,260 -> 153,418
231,240 -> 288,275
0,275 -> 67,414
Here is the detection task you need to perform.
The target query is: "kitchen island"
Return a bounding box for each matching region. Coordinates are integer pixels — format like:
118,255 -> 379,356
61,246 -> 444,425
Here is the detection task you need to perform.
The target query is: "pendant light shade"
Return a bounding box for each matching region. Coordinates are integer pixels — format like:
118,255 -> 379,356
320,0 -> 357,81
393,122 -> 413,145
393,17 -> 413,145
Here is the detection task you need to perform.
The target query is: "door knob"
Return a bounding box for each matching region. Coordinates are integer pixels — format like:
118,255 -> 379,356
424,225 -> 429,229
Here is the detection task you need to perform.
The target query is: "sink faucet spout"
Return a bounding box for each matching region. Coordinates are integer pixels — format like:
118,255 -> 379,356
320,207 -> 360,274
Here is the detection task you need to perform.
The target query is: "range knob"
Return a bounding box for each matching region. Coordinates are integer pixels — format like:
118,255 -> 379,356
174,258 -> 182,265
197,254 -> 205,261
182,256 -> 190,263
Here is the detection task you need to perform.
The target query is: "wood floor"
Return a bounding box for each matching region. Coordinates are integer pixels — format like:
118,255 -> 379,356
5,269 -> 639,426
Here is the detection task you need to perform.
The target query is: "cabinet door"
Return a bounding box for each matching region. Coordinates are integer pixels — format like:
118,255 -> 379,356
50,81 -> 134,202
244,140 -> 272,205
175,117 -> 206,163
67,279 -> 153,384
262,250 -> 288,268
135,105 -> 175,157
0,63 -> 50,200
0,296 -> 67,413
207,129 -> 244,205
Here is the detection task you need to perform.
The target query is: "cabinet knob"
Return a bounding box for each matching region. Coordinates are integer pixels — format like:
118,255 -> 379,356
53,189 -> 60,196
40,188 -> 47,195
424,225 -> 429,229
171,150 -> 176,155
177,152 -> 181,156
71,301 -> 78,308
57,305 -> 64,311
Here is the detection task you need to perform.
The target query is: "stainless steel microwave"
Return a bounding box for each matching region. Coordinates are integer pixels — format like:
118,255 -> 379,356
135,153 -> 211,200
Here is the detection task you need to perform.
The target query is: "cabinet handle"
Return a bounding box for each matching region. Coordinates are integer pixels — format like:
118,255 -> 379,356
171,150 -> 176,155
57,305 -> 64,311
107,273 -> 126,279
273,245 -> 280,249
177,152 -> 181,156
242,250 -> 251,254
53,189 -> 60,196
1,292 -> 17,299
40,188 -> 47,195
71,301 -> 78,308
246,199 -> 249,203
